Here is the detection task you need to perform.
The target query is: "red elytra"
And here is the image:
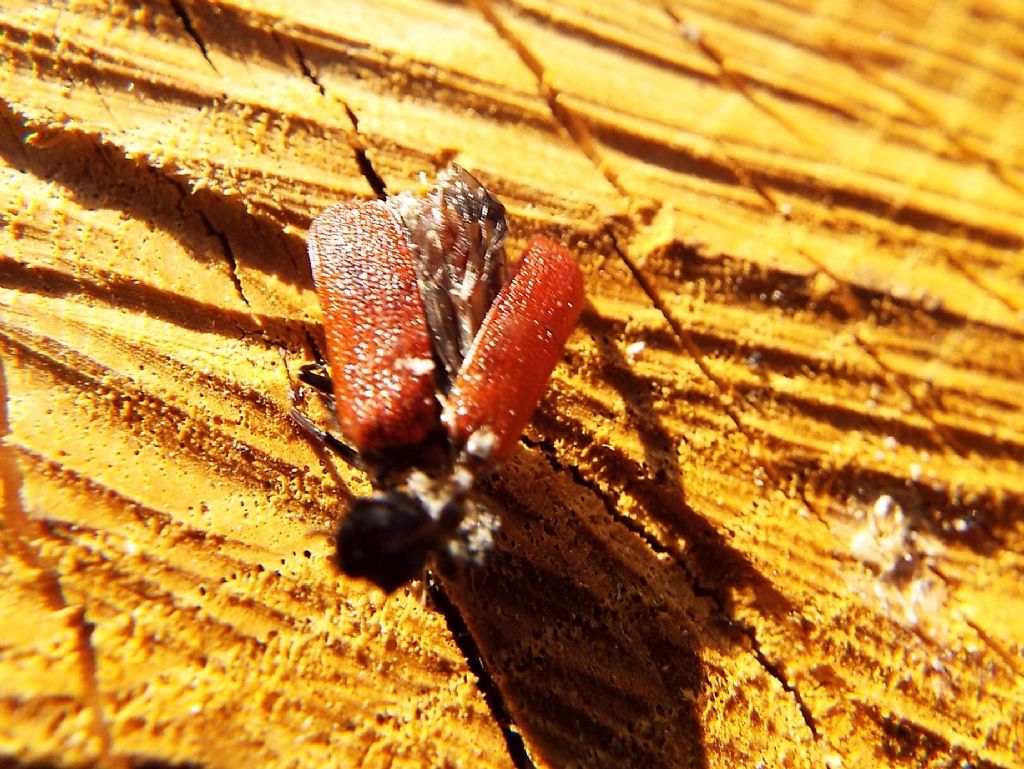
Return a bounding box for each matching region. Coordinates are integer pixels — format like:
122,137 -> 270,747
304,166 -> 584,591
443,236 -> 584,462
306,200 -> 438,451
307,177 -> 582,466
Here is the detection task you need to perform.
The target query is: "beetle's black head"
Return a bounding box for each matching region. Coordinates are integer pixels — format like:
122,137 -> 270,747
335,491 -> 437,593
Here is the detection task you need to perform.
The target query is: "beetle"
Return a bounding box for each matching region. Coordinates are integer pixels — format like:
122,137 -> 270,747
298,165 -> 583,592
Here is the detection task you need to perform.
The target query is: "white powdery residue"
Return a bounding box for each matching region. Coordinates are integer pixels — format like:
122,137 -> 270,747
465,426 -> 496,461
395,357 -> 435,376
681,22 -> 702,42
625,340 -> 646,360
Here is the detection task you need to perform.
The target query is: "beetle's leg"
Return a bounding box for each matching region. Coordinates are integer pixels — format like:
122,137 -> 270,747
298,362 -> 335,407
290,407 -> 360,465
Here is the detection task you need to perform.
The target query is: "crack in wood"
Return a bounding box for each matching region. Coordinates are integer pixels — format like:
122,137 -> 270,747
519,435 -> 821,742
604,231 -> 789,487
157,169 -> 255,311
427,578 -> 538,769
285,37 -> 389,200
742,624 -> 819,739
0,349 -> 125,768
340,102 -> 389,200
520,435 -> 677,563
465,0 -> 630,199
168,0 -> 219,74
459,7 -> 838,743
194,201 -> 252,309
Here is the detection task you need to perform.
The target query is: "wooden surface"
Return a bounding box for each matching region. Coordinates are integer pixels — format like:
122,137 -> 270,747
1,1 -> 1023,767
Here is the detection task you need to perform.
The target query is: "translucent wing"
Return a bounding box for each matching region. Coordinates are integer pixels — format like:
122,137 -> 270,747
389,165 -> 508,389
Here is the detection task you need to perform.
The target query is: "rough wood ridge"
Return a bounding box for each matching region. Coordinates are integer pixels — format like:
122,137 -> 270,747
1,1 -> 1022,768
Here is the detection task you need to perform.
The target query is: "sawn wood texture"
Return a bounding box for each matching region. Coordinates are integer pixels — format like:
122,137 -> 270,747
1,1 -> 1022,767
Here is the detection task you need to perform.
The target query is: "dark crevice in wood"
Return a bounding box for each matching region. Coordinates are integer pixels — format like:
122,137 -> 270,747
168,0 -> 218,73
287,35 -> 326,97
466,0 -> 631,198
283,36 -> 389,200
522,434 -> 675,562
342,103 -> 389,199
743,627 -> 819,739
170,177 -> 252,309
427,578 -> 537,769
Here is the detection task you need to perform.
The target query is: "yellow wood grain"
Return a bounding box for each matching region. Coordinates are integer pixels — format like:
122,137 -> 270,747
1,1 -> 1022,768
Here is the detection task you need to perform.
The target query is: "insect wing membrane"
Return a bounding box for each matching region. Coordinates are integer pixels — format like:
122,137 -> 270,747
307,201 -> 438,451
443,236 -> 584,463
390,166 -> 508,388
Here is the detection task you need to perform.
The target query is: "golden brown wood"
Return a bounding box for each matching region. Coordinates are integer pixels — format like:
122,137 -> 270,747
1,1 -> 1022,767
